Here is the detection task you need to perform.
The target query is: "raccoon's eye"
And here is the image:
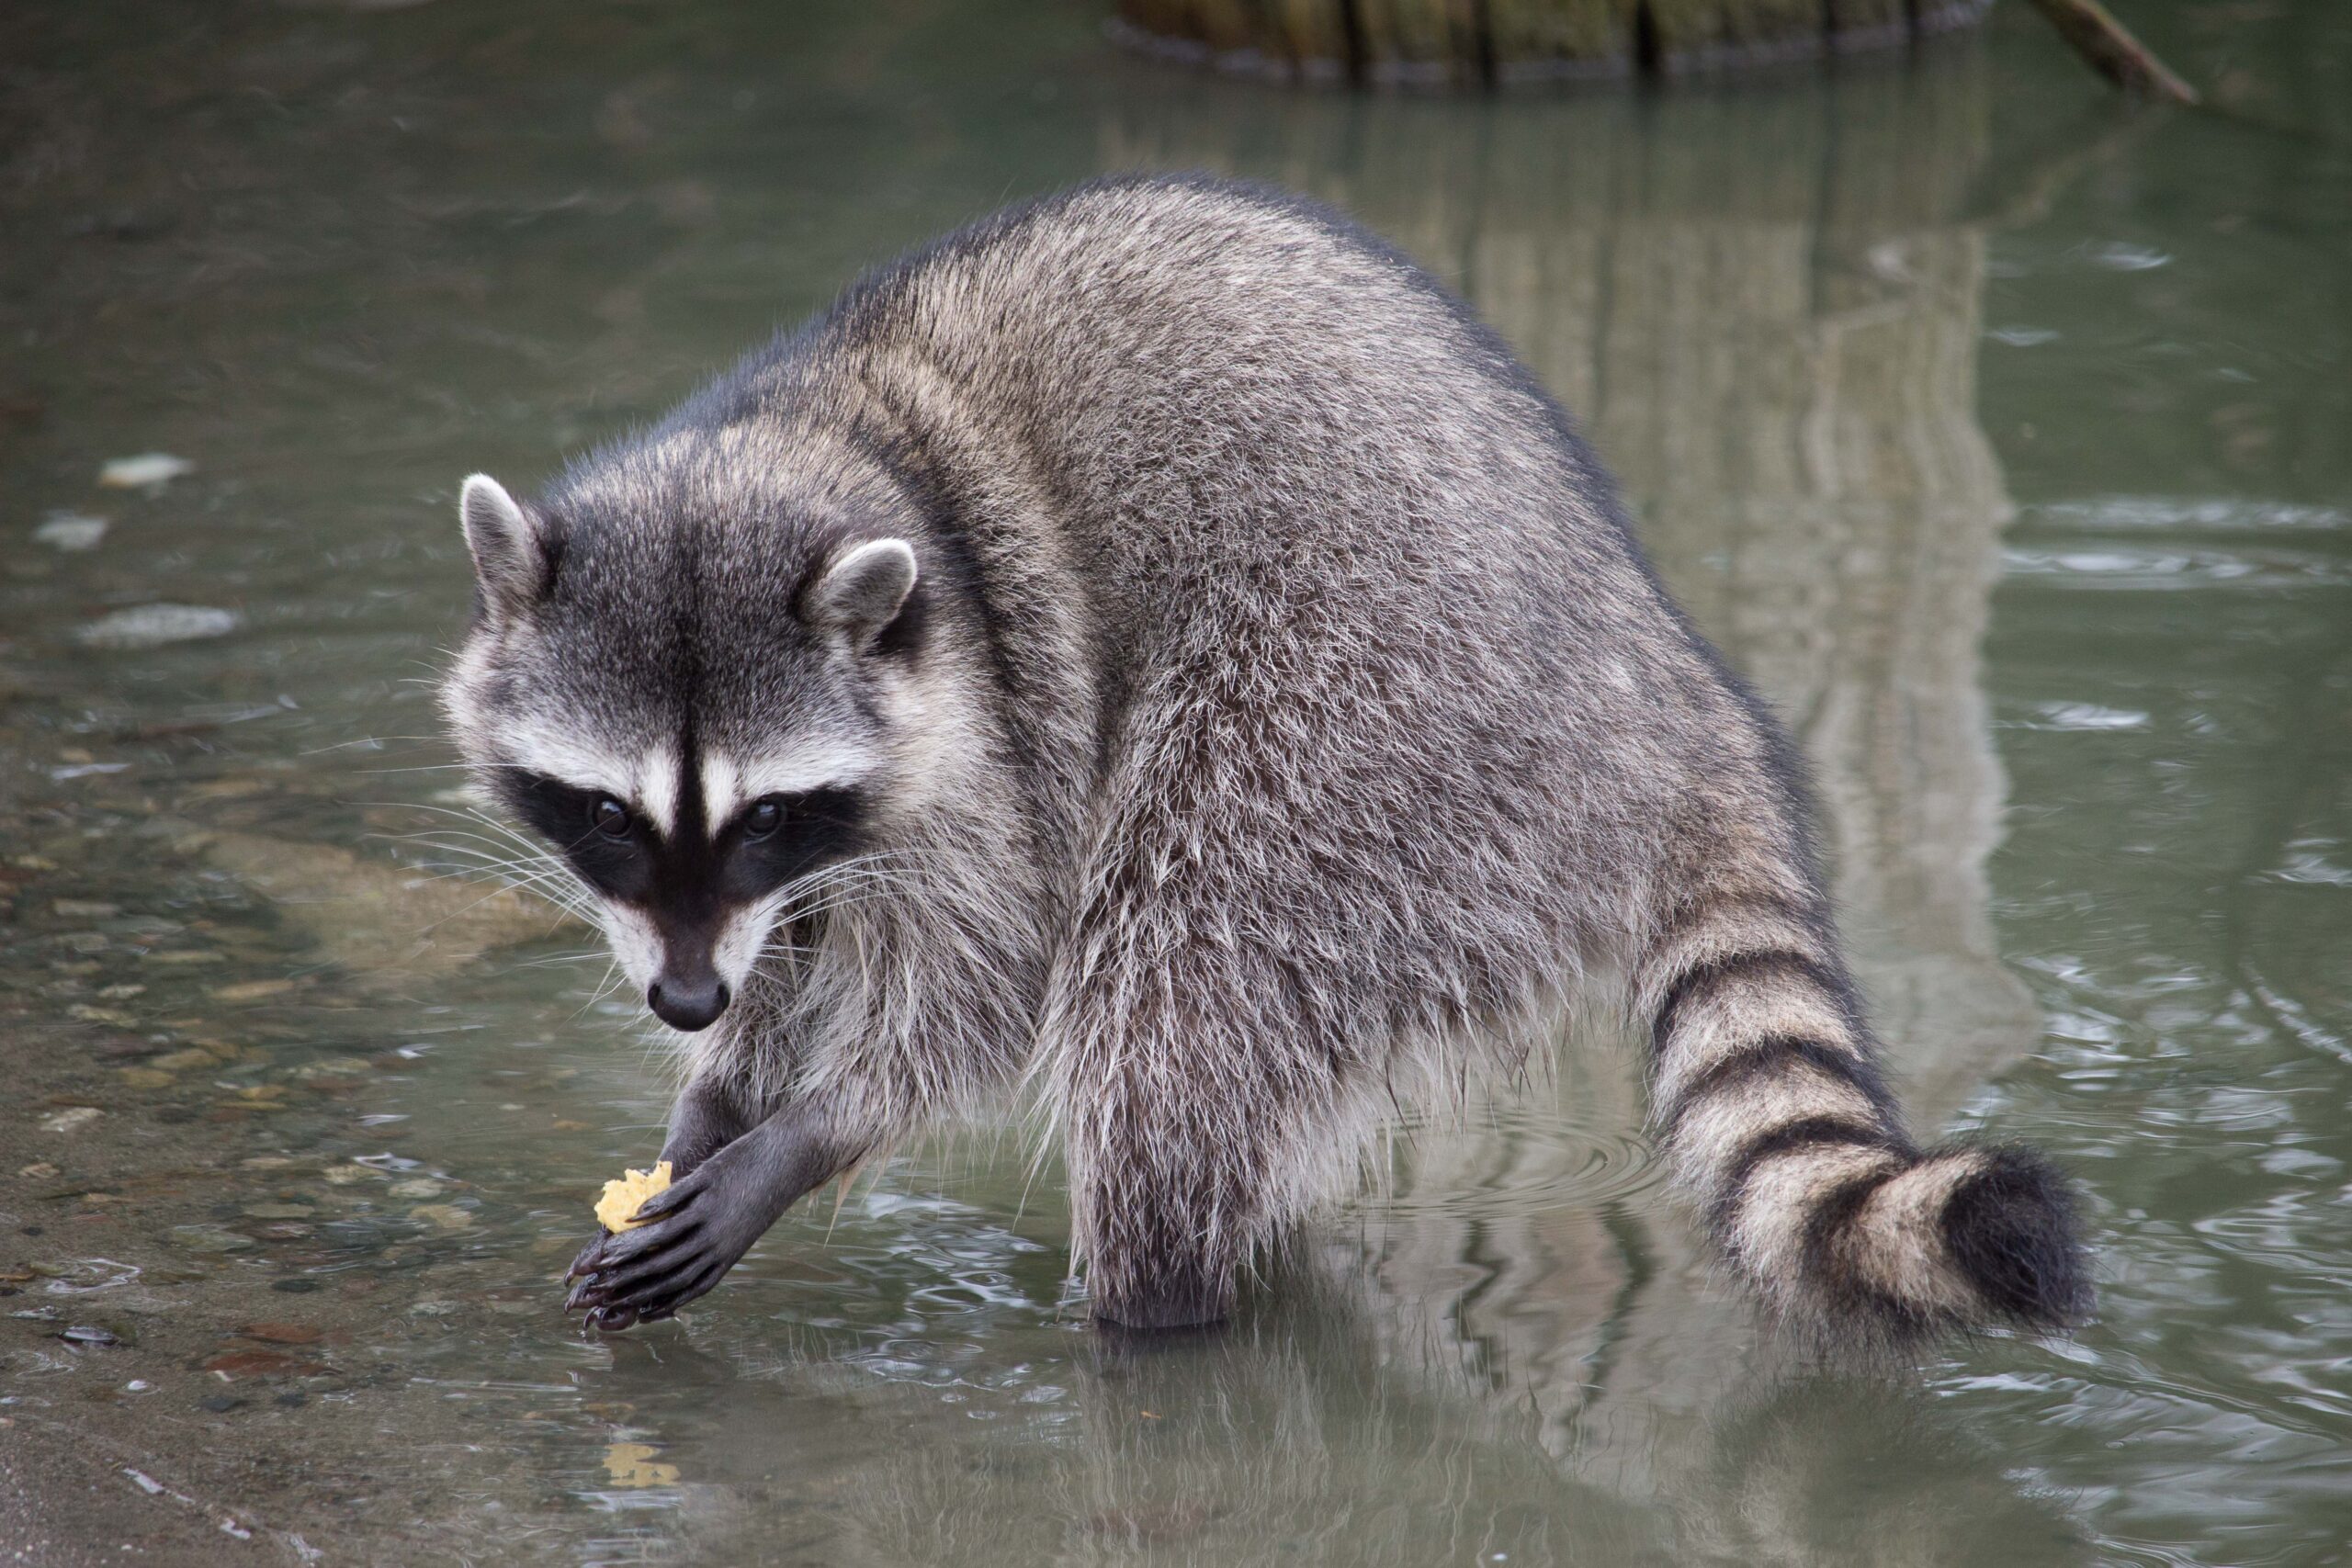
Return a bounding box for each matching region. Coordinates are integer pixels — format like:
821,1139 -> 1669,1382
743,798 -> 784,840
590,797 -> 632,840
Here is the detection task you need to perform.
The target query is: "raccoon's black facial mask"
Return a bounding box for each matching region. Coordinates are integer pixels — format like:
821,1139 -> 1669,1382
500,773 -> 865,907
497,769 -> 868,1030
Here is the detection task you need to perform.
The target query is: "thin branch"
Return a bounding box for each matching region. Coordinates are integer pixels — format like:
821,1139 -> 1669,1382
2023,0 -> 2200,106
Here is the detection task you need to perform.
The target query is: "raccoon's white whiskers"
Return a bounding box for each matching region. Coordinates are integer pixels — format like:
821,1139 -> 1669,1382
347,761 -> 511,776
754,908 -> 820,953
373,826 -> 555,871
458,803 -> 582,865
391,845 -> 549,883
412,874 -> 588,938
384,829 -> 559,874
570,955 -> 632,1026
402,855 -> 585,910
803,865 -> 918,900
775,854 -> 921,916
382,834 -> 598,926
424,872 -> 594,928
301,735 -> 455,756
512,948 -> 610,970
369,800 -> 572,871
780,886 -> 898,923
780,849 -> 921,895
388,836 -> 589,907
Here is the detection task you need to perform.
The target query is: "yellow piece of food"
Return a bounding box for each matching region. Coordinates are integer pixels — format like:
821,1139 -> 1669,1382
594,1161 -> 673,1232
603,1441 -> 679,1487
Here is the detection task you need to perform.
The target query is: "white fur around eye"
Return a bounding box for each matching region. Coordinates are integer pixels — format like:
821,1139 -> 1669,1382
742,740 -> 876,799
697,742 -> 876,837
600,902 -> 663,990
503,721 -> 629,801
635,744 -> 682,838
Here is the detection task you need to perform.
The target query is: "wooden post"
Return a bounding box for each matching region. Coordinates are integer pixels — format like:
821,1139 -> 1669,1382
1111,0 -> 1996,84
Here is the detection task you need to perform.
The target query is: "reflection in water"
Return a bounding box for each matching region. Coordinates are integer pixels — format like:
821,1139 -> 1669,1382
516,1244 -> 2078,1568
605,1280 -> 2081,1566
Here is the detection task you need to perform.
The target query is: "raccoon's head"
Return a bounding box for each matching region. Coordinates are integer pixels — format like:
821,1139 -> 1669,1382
440,469 -> 931,1032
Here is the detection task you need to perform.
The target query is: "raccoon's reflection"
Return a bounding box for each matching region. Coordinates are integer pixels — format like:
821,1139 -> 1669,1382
627,1268 -> 2079,1566
1034,1303 -> 2079,1568
606,1250 -> 2079,1568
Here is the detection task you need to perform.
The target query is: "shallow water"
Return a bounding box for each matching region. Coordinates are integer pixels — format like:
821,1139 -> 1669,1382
3,2 -> 2348,1562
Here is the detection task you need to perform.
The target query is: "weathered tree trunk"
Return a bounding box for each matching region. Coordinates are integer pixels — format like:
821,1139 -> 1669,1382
1113,0 -> 1994,85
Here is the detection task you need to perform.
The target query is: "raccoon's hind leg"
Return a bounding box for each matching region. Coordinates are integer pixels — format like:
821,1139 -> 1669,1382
1048,937 -> 1363,1330
1635,852 -> 2090,1345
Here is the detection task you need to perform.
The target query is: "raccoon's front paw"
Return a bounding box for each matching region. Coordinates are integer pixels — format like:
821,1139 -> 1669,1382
562,1155 -> 769,1329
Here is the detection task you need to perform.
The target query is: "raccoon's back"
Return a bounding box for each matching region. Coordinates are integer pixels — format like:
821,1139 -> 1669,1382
842,175 -> 1725,739
828,178 -> 1760,1016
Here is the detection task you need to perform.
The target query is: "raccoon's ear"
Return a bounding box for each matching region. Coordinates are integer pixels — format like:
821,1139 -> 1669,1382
458,474 -> 556,621
807,538 -> 918,650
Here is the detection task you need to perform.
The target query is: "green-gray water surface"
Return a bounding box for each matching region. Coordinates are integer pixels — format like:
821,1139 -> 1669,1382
2,2 -> 2347,1562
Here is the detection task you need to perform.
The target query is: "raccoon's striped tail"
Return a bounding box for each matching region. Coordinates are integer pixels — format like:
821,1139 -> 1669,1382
1636,898 -> 2089,1346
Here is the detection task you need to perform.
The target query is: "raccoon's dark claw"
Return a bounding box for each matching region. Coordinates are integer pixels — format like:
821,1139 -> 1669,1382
561,1162 -> 748,1325
567,1233 -> 610,1281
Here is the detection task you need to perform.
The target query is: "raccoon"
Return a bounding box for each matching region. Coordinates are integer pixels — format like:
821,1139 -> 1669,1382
441,174 -> 2088,1342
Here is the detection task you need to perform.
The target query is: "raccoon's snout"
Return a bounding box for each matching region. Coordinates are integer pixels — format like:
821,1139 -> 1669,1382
648,974 -> 729,1032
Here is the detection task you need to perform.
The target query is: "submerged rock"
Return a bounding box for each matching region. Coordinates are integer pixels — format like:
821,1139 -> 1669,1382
169,1224 -> 255,1255
96,453 -> 193,489
202,829 -> 579,984
209,979 -> 294,1003
203,1348 -> 300,1379
236,1322 -> 322,1345
75,604 -> 242,648
33,512 -> 107,550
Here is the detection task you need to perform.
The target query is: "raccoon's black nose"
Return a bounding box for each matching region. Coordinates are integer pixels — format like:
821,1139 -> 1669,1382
648,976 -> 729,1032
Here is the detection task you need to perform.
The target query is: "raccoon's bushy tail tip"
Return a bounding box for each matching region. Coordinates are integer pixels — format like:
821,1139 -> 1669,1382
1932,1140 -> 2091,1334
1799,1136 -> 2092,1348
1637,904 -> 2091,1346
